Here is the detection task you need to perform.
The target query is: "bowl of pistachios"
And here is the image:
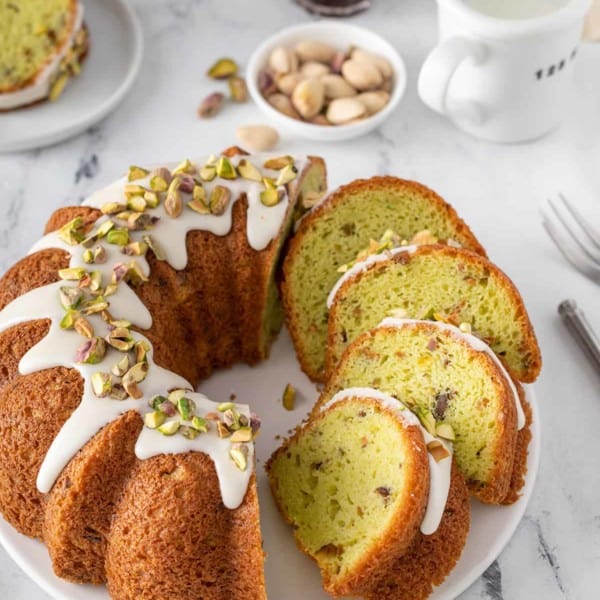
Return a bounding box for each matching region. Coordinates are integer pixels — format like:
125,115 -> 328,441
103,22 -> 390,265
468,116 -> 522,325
247,21 -> 406,141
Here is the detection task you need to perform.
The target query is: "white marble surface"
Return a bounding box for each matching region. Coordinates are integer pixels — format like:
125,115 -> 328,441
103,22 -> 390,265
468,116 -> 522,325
0,0 -> 599,598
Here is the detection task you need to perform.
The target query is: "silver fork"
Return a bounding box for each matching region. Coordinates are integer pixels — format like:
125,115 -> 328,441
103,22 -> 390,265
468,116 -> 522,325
541,193 -> 600,284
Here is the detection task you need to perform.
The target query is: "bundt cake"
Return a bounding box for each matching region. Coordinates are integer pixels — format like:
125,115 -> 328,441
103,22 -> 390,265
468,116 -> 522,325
0,0 -> 88,110
267,387 -> 470,599
326,244 -> 542,383
316,318 -> 528,504
0,149 -> 327,598
282,176 -> 487,382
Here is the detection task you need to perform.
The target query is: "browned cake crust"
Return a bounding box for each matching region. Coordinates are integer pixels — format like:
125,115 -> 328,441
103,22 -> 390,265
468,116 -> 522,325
365,463 -> 470,600
501,382 -> 532,505
326,244 -> 542,383
105,457 -> 265,600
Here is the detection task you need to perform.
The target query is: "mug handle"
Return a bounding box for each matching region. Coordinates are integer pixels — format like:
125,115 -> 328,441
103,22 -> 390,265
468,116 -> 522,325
418,37 -> 487,124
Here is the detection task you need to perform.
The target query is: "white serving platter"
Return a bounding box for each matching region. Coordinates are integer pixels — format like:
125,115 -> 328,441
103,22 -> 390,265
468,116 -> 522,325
0,327 -> 539,600
0,0 -> 143,153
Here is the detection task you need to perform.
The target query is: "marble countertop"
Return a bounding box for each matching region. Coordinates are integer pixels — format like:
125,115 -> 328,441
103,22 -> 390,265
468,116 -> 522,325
1,0 -> 599,598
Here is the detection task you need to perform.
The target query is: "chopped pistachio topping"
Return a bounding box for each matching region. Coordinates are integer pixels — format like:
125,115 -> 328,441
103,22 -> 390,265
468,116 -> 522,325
59,286 -> 83,309
237,159 -> 262,182
58,217 -> 86,246
260,188 -> 282,207
435,423 -> 455,441
200,165 -> 217,182
91,372 -> 112,397
217,402 -> 235,412
106,228 -> 130,246
128,166 -> 149,181
58,267 -> 86,281
191,416 -> 208,433
282,383 -> 296,411
158,420 -> 181,436
263,155 -> 293,170
177,396 -> 195,420
215,156 -> 237,180
276,164 -> 298,186
144,411 -> 166,429
230,427 -> 252,443
427,440 -> 450,462
229,443 -> 249,471
101,202 -> 127,215
143,235 -> 165,260
207,57 -> 238,79
210,186 -> 231,215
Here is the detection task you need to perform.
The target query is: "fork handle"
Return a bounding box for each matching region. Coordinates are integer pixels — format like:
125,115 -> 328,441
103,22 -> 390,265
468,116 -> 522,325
558,299 -> 600,372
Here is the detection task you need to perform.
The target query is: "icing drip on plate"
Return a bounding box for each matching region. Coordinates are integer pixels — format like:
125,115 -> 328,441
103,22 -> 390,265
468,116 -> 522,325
322,387 -> 452,536
0,152 -> 308,509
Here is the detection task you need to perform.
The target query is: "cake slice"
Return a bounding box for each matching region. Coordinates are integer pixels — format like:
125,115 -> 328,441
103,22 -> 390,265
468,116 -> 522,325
267,388 -> 469,598
0,0 -> 88,110
318,319 -> 529,504
326,244 -> 541,383
282,176 -> 486,382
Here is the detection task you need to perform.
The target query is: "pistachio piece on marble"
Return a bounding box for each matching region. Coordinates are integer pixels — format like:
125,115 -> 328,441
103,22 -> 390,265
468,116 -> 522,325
198,92 -> 225,119
228,76 -> 249,103
207,57 -> 238,79
236,125 -> 279,152
143,235 -> 165,260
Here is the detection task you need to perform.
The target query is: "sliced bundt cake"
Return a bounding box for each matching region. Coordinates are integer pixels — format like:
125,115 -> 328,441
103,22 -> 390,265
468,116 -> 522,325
326,244 -> 541,383
267,388 -> 469,599
0,0 -> 88,110
282,176 -> 486,382
0,150 -> 326,598
317,319 -> 529,504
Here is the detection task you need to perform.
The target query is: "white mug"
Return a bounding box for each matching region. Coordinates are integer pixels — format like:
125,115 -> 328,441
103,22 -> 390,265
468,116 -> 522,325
418,0 -> 592,142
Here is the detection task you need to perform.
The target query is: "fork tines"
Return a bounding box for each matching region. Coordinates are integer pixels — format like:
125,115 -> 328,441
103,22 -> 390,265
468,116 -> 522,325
542,193 -> 600,284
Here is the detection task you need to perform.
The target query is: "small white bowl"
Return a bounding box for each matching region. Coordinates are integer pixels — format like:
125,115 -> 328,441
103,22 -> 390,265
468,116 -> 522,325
247,21 -> 407,142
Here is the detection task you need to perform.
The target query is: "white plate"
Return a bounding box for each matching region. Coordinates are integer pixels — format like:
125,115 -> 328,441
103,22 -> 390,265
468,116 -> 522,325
0,328 -> 540,600
0,0 -> 143,153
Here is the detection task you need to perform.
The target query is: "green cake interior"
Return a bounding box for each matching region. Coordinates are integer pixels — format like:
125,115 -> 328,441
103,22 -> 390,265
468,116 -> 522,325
0,0 -> 73,92
328,248 -> 535,381
285,182 -> 481,381
268,398 -> 419,585
323,325 -> 507,491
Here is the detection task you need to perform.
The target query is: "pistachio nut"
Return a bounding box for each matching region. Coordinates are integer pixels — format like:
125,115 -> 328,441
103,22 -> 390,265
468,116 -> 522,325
230,427 -> 253,443
282,383 -> 296,411
263,155 -> 294,170
223,408 -> 240,430
191,415 -> 208,433
158,420 -> 181,436
275,164 -> 298,186
217,422 -> 231,438
49,73 -> 69,101
207,57 -> 238,79
124,361 -> 149,384
128,166 -> 149,181
236,125 -> 279,152
58,217 -> 86,246
101,202 -> 127,215
91,372 -> 112,398
300,61 -> 331,78
326,97 -> 366,125
123,241 -> 148,257
143,235 -> 166,260
296,40 -> 336,64
82,249 -> 94,264
172,159 -> 196,175
149,167 -> 172,191
237,159 -> 262,182
58,267 -> 86,281
258,69 -> 277,97
74,316 -> 94,339
81,297 -> 109,315
106,228 -> 130,246
144,410 -> 166,429
59,286 -> 83,309
435,423 -> 456,441
427,440 -> 451,462
107,327 -> 135,352
415,407 -> 437,436
109,384 -> 129,401
112,354 -> 130,377
127,196 -> 147,213
217,401 -> 235,413
200,165 -> 217,181
93,246 -> 107,264
143,191 -> 160,208
127,212 -> 156,232
267,93 -> 301,120
341,58 -> 383,91
180,426 -> 200,440
215,156 -> 237,180
188,185 -> 210,214
351,48 -> 393,79
165,187 -> 183,219
291,78 -> 324,119
198,92 -> 225,119
177,396 -> 195,421
268,45 -> 298,75
275,72 -> 305,96
209,185 -> 231,215
60,310 -> 78,330
260,188 -> 282,207
75,337 -> 107,364
221,146 -> 249,158
321,74 -> 357,99
228,76 -> 248,103
229,443 -> 249,471
135,340 -> 151,363
356,90 -> 390,116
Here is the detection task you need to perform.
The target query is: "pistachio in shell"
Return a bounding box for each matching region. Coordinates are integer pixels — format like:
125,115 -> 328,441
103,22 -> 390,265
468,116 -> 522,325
207,57 -> 238,79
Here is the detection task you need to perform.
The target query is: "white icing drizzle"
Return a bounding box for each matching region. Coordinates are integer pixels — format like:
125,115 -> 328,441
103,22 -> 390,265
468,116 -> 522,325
0,3 -> 84,110
380,318 -> 526,430
326,245 -> 418,309
322,387 -> 452,536
0,153 -> 307,509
